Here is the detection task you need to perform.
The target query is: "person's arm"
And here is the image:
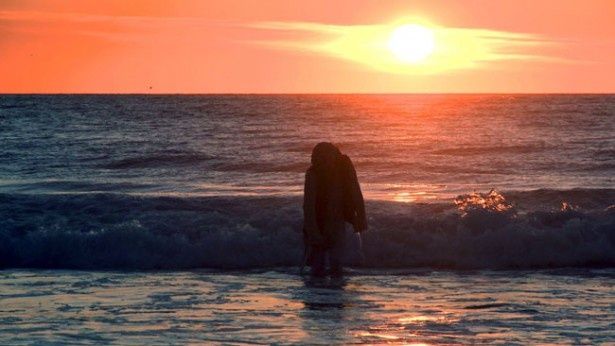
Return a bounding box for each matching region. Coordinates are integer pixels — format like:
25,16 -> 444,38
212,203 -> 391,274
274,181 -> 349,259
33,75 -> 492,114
303,169 -> 323,244
346,157 -> 367,232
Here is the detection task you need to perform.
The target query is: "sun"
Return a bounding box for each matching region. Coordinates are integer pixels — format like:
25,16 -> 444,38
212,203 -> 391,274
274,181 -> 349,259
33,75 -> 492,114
388,24 -> 435,63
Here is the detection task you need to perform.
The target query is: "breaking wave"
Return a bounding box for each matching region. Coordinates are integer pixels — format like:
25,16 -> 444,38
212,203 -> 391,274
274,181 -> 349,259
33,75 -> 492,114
1,189 -> 614,270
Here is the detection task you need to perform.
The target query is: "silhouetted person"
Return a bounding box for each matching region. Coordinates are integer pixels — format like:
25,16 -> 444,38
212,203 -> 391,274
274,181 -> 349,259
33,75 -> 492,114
303,142 -> 366,277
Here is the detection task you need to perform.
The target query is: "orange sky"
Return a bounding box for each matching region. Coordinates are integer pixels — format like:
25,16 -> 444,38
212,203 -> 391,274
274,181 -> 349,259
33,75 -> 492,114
1,0 -> 614,93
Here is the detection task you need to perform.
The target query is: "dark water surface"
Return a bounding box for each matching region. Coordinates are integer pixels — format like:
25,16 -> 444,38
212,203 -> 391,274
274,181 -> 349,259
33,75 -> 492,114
0,95 -> 614,270
2,94 -> 613,198
1,94 -> 614,344
0,269 -> 613,345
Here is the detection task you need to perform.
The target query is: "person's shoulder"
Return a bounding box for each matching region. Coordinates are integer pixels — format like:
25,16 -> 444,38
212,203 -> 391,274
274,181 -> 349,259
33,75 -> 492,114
339,154 -> 352,165
305,166 -> 315,178
305,166 -> 318,187
339,154 -> 355,171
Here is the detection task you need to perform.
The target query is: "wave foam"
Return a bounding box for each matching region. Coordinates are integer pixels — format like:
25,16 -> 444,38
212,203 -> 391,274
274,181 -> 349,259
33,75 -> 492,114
1,190 -> 614,270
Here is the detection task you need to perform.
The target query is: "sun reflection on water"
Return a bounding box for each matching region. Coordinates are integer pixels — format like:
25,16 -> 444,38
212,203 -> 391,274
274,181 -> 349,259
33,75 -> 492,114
391,191 -> 437,203
357,331 -> 401,340
367,183 -> 445,202
398,315 -> 448,324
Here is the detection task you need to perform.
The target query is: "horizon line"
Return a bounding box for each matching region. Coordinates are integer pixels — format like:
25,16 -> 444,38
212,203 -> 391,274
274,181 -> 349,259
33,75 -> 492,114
2,92 -> 614,96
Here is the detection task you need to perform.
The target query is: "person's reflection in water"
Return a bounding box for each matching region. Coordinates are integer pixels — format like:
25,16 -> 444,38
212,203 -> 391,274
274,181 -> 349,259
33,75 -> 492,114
302,142 -> 367,277
296,275 -> 354,344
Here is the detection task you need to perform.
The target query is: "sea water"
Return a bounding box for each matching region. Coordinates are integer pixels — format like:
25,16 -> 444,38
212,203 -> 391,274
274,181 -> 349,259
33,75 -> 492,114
0,94 -> 614,344
0,269 -> 613,344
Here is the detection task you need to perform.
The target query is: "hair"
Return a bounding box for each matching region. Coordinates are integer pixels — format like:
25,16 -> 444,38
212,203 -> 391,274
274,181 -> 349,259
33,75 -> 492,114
310,142 -> 344,230
311,142 -> 340,167
310,142 -> 342,183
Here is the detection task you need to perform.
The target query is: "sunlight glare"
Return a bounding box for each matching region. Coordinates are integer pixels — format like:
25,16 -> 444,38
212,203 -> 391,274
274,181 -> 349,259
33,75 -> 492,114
388,24 -> 435,63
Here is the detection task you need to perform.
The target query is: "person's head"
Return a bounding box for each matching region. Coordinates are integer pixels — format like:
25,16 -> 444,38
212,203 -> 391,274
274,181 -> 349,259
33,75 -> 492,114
311,142 -> 340,170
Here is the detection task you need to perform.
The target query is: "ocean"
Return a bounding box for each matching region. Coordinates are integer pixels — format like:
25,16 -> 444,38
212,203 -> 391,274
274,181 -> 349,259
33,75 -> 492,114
1,94 -> 614,344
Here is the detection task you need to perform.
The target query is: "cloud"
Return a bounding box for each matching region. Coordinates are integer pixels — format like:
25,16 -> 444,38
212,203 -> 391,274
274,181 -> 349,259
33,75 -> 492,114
0,10 -> 221,42
246,20 -> 567,74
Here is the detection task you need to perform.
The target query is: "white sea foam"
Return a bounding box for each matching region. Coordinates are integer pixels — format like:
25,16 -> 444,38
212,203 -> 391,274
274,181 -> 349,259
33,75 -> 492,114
1,190 -> 613,270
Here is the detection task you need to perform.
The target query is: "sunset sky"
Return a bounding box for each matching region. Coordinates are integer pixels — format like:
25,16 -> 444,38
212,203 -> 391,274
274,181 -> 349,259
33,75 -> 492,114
1,0 -> 614,93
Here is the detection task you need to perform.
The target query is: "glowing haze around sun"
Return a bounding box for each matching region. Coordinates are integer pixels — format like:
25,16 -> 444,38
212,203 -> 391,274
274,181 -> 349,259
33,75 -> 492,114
253,18 -> 559,75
